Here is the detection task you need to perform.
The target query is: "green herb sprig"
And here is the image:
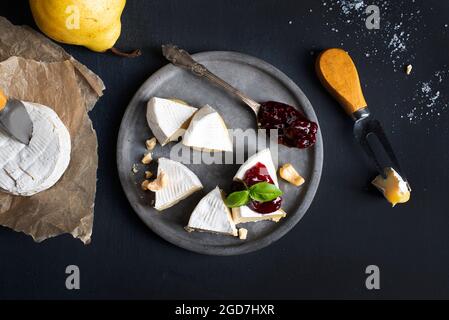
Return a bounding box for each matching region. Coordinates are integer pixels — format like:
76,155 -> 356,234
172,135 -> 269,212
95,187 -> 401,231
225,182 -> 282,208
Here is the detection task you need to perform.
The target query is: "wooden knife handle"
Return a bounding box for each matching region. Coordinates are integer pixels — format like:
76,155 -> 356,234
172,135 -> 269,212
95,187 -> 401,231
316,48 -> 367,116
0,89 -> 7,112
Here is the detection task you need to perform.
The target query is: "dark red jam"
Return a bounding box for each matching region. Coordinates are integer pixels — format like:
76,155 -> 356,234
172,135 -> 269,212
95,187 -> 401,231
243,162 -> 274,186
239,162 -> 282,214
248,196 -> 282,214
258,101 -> 318,149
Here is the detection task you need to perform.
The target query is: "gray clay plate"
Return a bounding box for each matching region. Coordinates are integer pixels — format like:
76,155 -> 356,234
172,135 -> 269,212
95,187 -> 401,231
117,51 -> 323,255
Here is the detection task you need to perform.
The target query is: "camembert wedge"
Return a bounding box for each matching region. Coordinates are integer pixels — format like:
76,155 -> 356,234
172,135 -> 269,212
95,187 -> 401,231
186,187 -> 238,236
182,105 -> 233,152
146,97 -> 197,146
232,148 -> 286,223
234,148 -> 279,185
154,158 -> 203,211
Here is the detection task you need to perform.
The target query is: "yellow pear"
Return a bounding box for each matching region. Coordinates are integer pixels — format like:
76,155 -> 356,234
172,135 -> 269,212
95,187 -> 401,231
29,0 -> 139,56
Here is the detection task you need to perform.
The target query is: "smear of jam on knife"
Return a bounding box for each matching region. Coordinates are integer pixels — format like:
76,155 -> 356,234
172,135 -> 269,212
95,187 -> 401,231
231,162 -> 282,214
258,101 -> 318,149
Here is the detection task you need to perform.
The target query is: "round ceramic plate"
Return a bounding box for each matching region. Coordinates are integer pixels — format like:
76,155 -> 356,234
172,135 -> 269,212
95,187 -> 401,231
117,51 -> 323,255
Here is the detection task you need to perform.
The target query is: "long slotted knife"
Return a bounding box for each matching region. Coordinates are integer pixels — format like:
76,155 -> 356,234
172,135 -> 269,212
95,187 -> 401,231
0,89 -> 33,145
316,48 -> 410,187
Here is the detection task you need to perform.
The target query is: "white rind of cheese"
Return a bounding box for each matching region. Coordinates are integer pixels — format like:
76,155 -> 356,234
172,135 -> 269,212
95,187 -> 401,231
0,101 -> 71,196
186,186 -> 238,236
155,158 -> 203,211
146,97 -> 197,146
232,148 -> 285,223
182,105 -> 233,152
234,148 -> 279,186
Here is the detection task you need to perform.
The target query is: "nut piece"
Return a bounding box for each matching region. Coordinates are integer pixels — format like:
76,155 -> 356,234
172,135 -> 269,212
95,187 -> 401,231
405,64 -> 412,75
145,171 -> 153,179
145,137 -> 157,151
147,171 -> 169,192
131,164 -> 139,174
238,228 -> 248,240
141,152 -> 153,165
141,180 -> 150,191
279,163 -> 305,187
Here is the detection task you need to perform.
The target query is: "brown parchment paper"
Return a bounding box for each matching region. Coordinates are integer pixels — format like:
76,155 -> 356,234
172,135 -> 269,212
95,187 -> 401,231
0,17 -> 105,244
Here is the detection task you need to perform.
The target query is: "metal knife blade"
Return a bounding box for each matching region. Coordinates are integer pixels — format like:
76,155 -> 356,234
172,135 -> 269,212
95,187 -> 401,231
0,99 -> 33,145
353,114 -> 407,183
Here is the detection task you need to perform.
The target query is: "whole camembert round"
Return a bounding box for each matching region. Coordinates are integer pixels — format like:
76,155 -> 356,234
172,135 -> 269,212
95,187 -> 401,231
0,101 -> 71,196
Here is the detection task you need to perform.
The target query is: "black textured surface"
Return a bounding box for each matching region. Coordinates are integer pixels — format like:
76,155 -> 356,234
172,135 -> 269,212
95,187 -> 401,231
1,0 -> 449,299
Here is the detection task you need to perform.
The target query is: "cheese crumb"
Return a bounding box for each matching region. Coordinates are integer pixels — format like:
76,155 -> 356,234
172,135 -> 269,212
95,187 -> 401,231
145,137 -> 157,150
145,171 -> 153,179
132,164 -> 139,174
141,152 -> 153,165
279,163 -> 305,186
238,228 -> 248,240
406,64 -> 413,75
147,171 -> 168,192
141,180 -> 150,191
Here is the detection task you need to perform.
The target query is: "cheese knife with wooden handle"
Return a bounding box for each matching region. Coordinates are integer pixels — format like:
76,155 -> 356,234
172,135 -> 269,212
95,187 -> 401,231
316,48 -> 410,189
0,89 -> 33,145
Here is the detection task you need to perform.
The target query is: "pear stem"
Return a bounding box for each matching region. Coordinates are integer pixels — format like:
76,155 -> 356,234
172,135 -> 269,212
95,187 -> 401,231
110,47 -> 142,58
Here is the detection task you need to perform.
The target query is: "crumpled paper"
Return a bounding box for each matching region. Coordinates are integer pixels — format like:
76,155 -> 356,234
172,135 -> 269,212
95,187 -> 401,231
0,17 -> 105,244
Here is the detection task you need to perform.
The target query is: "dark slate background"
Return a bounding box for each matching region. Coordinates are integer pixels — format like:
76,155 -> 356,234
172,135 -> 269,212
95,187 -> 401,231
1,0 -> 448,299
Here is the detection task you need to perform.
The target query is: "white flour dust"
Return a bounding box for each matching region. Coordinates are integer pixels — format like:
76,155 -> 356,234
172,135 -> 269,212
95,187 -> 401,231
320,0 -> 448,124
320,0 -> 421,72
400,70 -> 448,123
339,0 -> 365,16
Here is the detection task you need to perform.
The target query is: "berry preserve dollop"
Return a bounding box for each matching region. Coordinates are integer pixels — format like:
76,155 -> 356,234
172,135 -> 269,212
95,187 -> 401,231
243,162 -> 274,186
258,101 -> 318,149
242,162 -> 282,214
247,196 -> 282,214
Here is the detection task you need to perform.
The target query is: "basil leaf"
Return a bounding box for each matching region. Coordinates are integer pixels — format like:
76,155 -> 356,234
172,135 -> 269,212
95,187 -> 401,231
249,182 -> 283,203
225,190 -> 250,208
